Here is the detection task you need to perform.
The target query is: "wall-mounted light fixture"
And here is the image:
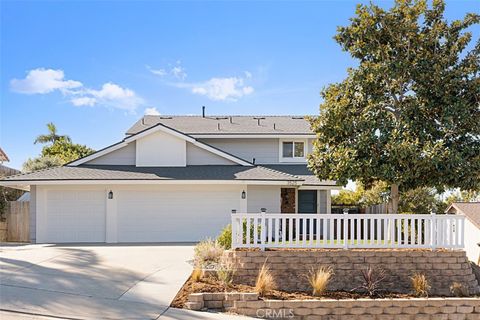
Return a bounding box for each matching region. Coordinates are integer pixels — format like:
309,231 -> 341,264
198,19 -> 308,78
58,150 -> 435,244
241,190 -> 246,199
231,209 -> 237,214
108,190 -> 113,199
261,208 -> 267,213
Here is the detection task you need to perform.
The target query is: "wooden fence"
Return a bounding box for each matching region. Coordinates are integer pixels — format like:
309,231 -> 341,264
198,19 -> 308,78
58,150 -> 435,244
231,212 -> 465,250
7,201 -> 29,242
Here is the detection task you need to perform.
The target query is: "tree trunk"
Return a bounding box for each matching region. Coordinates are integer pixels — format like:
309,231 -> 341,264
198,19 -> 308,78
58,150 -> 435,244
388,183 -> 399,214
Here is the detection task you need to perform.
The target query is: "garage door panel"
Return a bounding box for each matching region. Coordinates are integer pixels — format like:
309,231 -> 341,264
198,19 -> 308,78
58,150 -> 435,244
117,188 -> 238,242
45,190 -> 106,243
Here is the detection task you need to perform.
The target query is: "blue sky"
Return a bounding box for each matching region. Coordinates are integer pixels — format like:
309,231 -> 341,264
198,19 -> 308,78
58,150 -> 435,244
1,1 -> 479,170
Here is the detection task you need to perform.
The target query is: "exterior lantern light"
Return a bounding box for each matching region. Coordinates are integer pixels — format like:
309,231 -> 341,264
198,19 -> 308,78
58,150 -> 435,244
261,208 -> 267,213
108,190 -> 113,199
231,209 -> 237,214
241,190 -> 246,199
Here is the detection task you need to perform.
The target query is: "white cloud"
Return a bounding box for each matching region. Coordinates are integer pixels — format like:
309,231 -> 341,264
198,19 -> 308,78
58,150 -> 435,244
144,107 -> 161,115
146,65 -> 167,76
171,66 -> 187,80
148,61 -> 187,80
10,68 -> 143,111
83,83 -> 143,111
244,71 -> 252,79
10,68 -> 82,94
191,76 -> 254,101
71,97 -> 96,106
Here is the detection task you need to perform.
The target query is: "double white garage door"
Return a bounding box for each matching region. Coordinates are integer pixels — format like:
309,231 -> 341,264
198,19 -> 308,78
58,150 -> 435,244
41,186 -> 240,243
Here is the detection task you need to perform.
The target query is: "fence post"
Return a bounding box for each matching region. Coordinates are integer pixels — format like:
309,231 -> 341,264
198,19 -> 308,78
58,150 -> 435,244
231,210 -> 237,249
430,211 -> 436,251
260,210 -> 266,251
343,210 -> 348,249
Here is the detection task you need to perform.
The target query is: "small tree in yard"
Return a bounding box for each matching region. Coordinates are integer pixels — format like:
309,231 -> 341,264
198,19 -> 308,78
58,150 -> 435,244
309,0 -> 480,213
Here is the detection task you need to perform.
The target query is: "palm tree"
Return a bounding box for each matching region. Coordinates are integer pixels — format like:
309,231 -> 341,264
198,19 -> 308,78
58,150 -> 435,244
34,122 -> 71,145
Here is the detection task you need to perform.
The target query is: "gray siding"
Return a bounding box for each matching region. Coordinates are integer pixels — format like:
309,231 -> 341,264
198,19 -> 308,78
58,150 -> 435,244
186,143 -> 236,165
29,185 -> 36,243
86,142 -> 136,165
247,185 -> 281,213
200,138 -> 280,164
200,138 -> 315,164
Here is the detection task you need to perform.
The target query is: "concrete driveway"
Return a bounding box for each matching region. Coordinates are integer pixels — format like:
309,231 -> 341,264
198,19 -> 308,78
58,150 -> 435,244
0,243 -> 196,319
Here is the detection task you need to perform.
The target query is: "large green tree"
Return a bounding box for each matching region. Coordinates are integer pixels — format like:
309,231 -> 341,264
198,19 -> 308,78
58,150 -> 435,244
23,123 -> 94,172
34,122 -> 71,145
309,0 -> 480,213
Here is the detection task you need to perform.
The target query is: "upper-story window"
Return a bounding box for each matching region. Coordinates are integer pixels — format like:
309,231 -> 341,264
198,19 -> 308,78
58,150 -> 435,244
280,140 -> 306,162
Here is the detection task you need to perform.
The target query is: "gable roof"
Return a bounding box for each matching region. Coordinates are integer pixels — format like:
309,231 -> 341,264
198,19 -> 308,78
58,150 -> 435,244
68,122 -> 253,167
447,202 -> 480,229
0,147 -> 9,162
0,165 -> 303,183
127,115 -> 315,136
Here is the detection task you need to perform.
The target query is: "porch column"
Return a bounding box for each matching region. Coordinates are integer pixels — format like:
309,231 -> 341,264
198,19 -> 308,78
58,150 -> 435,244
326,190 -> 332,214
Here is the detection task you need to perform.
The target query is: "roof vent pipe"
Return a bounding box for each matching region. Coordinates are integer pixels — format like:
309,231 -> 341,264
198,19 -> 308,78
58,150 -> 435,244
142,118 -> 145,125
202,106 -> 205,118
217,123 -> 220,131
274,123 -> 276,130
253,158 -> 256,165
229,116 -> 233,124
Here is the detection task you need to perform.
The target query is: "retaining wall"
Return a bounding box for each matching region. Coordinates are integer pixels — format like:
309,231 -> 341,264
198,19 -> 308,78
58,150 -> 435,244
187,292 -> 480,319
223,249 -> 480,296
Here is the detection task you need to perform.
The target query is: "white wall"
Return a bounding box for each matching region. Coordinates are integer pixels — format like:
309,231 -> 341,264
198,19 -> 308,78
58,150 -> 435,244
186,143 -> 235,165
464,219 -> 480,264
86,142 -> 136,165
247,185 -> 281,213
29,185 -> 36,242
136,131 -> 186,167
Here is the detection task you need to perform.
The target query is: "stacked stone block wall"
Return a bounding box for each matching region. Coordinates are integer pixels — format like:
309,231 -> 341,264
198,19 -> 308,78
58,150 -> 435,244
223,249 -> 480,296
187,292 -> 480,319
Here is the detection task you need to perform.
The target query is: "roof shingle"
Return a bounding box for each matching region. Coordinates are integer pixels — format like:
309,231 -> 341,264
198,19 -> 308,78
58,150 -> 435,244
127,115 -> 314,135
1,165 -> 303,182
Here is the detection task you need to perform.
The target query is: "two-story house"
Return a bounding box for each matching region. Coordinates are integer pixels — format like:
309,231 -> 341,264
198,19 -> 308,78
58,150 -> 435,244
1,114 -> 339,243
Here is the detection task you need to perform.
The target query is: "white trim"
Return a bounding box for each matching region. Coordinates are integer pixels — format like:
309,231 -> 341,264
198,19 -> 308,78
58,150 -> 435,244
193,134 -> 315,139
298,185 -> 341,190
125,124 -> 196,144
69,142 -> 128,166
0,180 -> 303,186
278,139 -> 307,163
70,123 -> 253,167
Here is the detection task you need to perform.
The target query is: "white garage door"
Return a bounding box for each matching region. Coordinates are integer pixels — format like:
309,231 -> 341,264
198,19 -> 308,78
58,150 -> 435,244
44,190 -> 106,242
117,186 -> 239,242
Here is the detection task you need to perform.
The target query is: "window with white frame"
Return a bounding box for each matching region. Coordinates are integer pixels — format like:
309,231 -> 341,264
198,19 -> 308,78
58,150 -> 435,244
281,141 -> 305,160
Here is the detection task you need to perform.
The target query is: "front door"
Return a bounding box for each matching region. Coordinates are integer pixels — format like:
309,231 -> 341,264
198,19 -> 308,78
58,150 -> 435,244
298,190 -> 317,240
298,190 -> 317,213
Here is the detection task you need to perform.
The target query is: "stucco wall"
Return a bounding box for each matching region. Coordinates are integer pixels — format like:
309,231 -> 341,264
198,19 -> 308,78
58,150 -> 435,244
136,131 -> 186,166
247,185 -> 281,213
29,185 -> 36,242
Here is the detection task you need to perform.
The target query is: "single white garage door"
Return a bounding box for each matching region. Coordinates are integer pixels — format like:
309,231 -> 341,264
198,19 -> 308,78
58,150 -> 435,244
44,190 -> 106,242
117,186 -> 239,242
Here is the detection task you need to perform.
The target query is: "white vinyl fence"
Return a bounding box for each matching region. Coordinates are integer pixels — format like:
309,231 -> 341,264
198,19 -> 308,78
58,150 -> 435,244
231,213 -> 465,250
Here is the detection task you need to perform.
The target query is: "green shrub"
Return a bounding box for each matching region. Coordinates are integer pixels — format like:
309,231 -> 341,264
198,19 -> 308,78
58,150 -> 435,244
217,224 -> 232,249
